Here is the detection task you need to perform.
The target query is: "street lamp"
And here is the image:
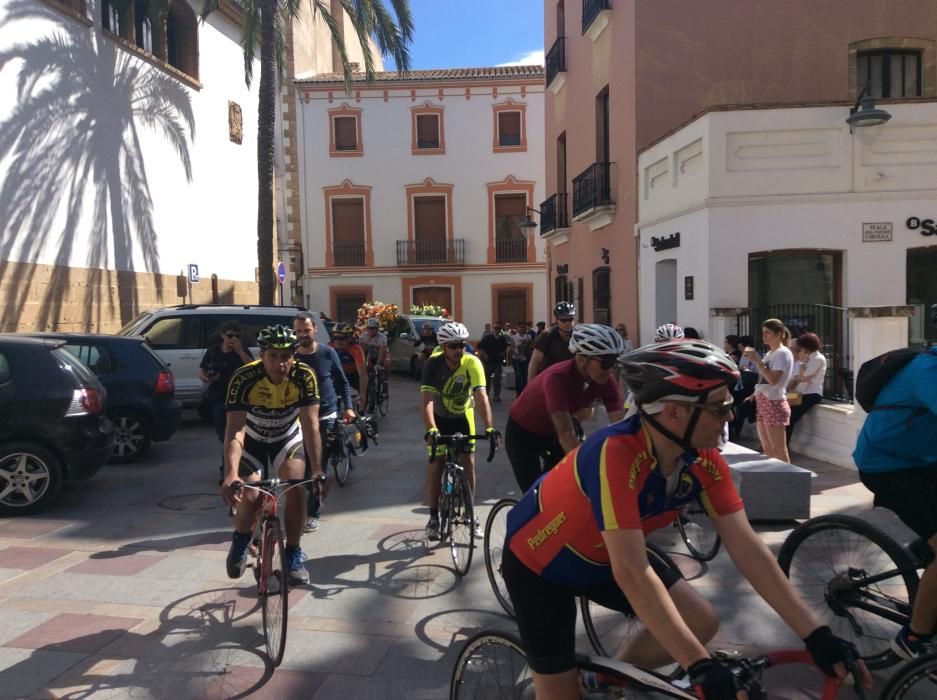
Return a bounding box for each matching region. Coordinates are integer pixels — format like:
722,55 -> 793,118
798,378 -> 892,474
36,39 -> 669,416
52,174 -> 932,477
519,206 -> 540,236
846,87 -> 892,133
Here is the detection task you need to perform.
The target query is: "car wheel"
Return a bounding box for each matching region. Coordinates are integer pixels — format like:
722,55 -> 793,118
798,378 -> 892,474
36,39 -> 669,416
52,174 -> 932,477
109,413 -> 152,463
0,443 -> 64,515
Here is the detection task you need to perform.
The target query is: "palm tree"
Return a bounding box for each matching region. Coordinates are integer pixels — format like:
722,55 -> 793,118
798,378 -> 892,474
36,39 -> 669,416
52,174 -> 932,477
201,0 -> 413,305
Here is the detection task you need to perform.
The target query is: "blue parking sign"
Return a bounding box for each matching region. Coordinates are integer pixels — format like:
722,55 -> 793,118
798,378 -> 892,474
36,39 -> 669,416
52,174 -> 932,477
188,264 -> 199,284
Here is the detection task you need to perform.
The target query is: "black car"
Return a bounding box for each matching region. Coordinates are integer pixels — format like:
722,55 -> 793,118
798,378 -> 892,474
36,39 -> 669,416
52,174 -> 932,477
22,333 -> 183,463
0,335 -> 115,514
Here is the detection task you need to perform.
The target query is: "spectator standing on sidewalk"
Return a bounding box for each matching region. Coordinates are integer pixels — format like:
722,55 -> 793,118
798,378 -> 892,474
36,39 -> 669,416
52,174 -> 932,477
199,322 -> 253,442
477,322 -> 510,402
511,321 -> 535,394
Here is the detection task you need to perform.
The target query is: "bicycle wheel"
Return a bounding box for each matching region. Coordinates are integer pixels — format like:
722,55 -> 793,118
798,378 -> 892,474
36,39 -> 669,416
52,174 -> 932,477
777,514 -> 919,670
449,471 -> 476,576
879,652 -> 937,699
378,380 -> 389,417
331,427 -> 351,487
581,544 -> 677,658
261,518 -> 288,666
676,504 -> 721,562
450,630 -> 534,700
484,498 -> 518,617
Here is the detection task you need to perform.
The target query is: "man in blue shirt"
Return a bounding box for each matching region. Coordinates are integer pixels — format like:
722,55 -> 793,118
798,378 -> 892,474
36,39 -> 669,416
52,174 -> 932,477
853,341 -> 937,661
294,312 -> 354,532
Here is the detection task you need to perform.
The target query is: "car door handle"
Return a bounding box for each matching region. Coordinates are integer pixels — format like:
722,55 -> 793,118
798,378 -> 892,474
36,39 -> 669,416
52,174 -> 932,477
179,355 -> 199,360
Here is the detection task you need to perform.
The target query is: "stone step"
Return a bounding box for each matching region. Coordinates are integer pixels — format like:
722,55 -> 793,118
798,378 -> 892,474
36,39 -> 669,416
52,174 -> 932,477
721,441 -> 813,521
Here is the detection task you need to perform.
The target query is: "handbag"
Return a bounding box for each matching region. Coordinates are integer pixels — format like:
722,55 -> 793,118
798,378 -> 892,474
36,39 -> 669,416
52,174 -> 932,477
786,391 -> 803,406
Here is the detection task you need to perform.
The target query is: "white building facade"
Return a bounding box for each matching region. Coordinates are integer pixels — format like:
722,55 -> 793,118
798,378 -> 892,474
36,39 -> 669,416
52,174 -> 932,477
637,101 -> 937,467
294,67 -> 547,338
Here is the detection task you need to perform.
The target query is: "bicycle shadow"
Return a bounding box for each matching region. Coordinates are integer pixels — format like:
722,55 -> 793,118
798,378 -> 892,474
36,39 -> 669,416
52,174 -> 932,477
85,530 -> 232,560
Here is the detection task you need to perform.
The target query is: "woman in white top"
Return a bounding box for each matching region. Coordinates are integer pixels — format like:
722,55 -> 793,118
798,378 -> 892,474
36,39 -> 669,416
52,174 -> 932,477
786,332 -> 827,445
743,318 -> 795,462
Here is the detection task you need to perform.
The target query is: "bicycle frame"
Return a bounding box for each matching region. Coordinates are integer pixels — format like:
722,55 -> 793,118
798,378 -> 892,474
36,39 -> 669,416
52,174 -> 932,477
831,566 -> 918,625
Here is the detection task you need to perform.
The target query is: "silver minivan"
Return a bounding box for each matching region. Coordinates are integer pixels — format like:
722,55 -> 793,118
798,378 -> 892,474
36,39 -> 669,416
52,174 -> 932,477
388,314 -> 448,377
118,305 -> 329,406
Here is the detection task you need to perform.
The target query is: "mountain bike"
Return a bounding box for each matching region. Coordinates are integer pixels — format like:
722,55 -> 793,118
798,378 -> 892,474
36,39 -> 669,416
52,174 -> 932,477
673,502 -> 721,562
778,513 -> 932,669
879,650 -> 937,699
232,474 -> 326,666
366,364 -> 389,417
428,431 -> 498,576
450,629 -> 862,699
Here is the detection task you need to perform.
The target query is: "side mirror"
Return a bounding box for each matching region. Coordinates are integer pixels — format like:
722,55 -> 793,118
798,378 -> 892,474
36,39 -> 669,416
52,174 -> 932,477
399,332 -> 410,340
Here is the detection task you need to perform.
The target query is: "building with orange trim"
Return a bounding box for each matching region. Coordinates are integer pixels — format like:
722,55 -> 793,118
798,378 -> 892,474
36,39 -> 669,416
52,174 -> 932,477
294,66 -> 547,338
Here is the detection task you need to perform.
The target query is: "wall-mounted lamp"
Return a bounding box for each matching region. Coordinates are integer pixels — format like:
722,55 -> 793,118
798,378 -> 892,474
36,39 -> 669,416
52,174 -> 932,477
518,206 -> 540,237
846,86 -> 892,133
600,247 -> 610,265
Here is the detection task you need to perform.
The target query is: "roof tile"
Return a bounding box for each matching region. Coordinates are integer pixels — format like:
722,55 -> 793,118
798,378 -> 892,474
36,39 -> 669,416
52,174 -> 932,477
297,65 -> 545,85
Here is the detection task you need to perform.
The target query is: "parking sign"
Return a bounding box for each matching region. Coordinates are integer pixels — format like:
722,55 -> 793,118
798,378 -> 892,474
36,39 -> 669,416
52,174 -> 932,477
188,264 -> 199,284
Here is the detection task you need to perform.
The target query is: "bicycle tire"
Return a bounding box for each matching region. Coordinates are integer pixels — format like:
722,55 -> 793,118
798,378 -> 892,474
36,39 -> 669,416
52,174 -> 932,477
449,471 -> 475,576
777,513 -> 919,670
261,518 -> 288,666
450,630 -> 533,700
676,505 -> 721,562
332,427 -> 351,487
878,651 -> 937,699
484,498 -> 518,617
581,543 -> 677,658
378,381 -> 389,417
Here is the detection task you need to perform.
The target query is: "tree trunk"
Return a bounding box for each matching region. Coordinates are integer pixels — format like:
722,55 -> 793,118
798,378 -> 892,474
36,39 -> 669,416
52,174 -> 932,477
256,0 -> 278,305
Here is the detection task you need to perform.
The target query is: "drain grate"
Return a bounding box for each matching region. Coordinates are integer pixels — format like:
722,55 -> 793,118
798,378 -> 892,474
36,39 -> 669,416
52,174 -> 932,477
158,493 -> 224,511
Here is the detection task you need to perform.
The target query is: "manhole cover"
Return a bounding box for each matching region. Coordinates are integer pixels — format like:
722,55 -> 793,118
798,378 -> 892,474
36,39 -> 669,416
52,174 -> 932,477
158,493 -> 224,511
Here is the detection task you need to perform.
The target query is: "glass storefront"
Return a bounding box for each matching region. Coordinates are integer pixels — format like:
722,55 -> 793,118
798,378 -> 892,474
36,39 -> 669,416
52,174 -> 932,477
907,246 -> 937,347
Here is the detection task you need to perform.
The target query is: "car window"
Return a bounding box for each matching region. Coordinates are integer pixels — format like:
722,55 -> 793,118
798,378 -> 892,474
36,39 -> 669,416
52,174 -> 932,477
52,347 -> 98,387
0,350 -> 10,384
395,318 -> 411,338
62,343 -> 113,375
144,316 -> 201,349
117,311 -> 152,335
202,315 -> 243,347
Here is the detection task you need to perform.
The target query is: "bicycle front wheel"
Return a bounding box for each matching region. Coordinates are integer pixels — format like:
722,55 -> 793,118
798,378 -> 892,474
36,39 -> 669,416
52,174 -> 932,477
332,429 -> 351,487
450,630 -> 534,700
449,471 -> 476,576
879,651 -> 937,699
484,498 -> 518,617
777,514 -> 919,669
677,505 -> 721,562
261,518 -> 289,666
378,380 -> 389,416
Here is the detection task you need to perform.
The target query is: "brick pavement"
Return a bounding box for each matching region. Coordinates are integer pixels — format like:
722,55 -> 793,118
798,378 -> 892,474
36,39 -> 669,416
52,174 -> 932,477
0,374 -> 916,699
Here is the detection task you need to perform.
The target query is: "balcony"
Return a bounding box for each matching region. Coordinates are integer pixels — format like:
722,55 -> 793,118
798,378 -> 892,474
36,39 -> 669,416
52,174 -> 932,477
396,238 -> 465,266
572,162 -> 615,230
332,240 -> 366,266
540,193 -> 571,244
495,238 -> 527,263
581,0 -> 611,41
545,36 -> 567,93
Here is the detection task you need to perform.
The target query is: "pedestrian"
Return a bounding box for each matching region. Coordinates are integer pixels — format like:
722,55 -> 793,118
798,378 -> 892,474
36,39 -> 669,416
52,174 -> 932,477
481,322 -> 493,338
615,323 -> 633,353
511,321 -> 534,395
536,321 -> 546,335
786,332 -> 827,445
683,327 -> 701,340
743,319 -> 795,462
199,322 -> 253,442
477,322 -> 510,402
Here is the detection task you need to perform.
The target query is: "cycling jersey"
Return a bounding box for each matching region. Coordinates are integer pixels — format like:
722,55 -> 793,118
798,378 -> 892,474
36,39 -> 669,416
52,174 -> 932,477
420,352 -> 486,418
330,342 -> 365,381
506,415 -> 743,586
359,331 -> 388,363
225,360 -> 319,443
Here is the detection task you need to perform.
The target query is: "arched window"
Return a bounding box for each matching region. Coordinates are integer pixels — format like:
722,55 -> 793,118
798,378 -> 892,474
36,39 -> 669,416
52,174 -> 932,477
592,266 -> 610,324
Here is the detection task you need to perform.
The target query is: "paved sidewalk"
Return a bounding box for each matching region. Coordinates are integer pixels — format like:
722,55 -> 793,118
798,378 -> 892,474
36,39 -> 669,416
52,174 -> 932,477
0,375 -> 913,699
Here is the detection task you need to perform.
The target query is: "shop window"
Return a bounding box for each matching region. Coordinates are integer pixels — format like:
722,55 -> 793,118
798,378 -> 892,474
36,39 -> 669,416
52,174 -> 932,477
592,266 -> 610,325
858,50 -> 922,98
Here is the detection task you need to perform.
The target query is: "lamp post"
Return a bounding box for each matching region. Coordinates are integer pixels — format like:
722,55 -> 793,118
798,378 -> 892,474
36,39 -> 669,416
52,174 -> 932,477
846,87 -> 892,133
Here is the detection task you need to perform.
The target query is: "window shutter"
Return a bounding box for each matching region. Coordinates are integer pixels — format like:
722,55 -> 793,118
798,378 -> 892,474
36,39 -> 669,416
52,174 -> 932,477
331,199 -> 365,242
414,197 -> 447,241
498,111 -> 521,146
416,114 -> 439,147
334,116 -> 357,150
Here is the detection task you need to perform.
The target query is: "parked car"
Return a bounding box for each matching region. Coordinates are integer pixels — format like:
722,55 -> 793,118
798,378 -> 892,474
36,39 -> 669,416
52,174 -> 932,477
0,335 -> 115,514
117,305 -> 329,407
21,333 -> 182,463
387,315 -> 449,378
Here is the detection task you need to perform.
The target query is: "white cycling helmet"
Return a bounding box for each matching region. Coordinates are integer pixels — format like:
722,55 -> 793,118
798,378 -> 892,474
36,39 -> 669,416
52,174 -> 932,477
366,317 -> 380,329
654,323 -> 684,342
437,322 -> 470,344
568,323 -> 625,356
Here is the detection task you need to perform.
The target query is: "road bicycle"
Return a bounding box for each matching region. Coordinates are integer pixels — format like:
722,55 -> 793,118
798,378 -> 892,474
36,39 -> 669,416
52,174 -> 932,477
326,415 -> 377,487
450,629 -> 861,699
778,513 -> 933,669
879,650 -> 937,699
428,431 -> 498,576
232,474 -> 326,666
365,364 -> 389,417
483,497 -> 517,618
673,502 -> 721,562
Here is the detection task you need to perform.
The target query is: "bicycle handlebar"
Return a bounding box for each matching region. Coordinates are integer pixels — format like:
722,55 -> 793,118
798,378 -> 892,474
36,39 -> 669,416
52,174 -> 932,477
720,649 -> 863,700
429,432 -> 499,463
232,475 -> 327,496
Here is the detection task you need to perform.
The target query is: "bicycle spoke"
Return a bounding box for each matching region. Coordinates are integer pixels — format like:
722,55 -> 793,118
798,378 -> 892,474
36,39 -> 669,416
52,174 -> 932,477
261,520 -> 288,666
452,634 -> 534,699
484,499 -> 517,617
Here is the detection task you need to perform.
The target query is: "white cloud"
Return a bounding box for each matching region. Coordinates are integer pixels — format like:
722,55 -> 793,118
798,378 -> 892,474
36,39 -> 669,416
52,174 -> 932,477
497,49 -> 545,67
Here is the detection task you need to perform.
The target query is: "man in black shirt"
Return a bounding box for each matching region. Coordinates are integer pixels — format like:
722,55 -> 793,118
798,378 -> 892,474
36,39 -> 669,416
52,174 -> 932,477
199,322 -> 253,441
528,302 -> 576,382
477,322 -> 511,402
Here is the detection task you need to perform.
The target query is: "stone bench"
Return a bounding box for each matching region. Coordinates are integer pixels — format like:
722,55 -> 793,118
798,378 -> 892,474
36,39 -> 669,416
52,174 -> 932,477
721,441 -> 813,521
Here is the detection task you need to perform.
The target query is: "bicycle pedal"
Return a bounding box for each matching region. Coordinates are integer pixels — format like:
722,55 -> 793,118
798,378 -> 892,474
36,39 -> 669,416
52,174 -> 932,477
712,649 -> 742,661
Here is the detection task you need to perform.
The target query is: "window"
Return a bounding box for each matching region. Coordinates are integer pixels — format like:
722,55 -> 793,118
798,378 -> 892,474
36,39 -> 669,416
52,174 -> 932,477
165,2 -> 199,79
592,267 -> 610,325
413,196 -> 448,263
554,275 -> 573,308
410,103 -> 445,154
416,115 -> 440,149
413,286 -> 452,311
334,117 -> 357,151
557,132 -> 567,193
144,316 -> 200,349
498,112 -> 521,146
101,0 -> 199,81
596,86 -> 610,163
336,292 -> 367,326
857,50 -> 922,98
331,198 -> 366,266
134,0 -> 153,53
102,0 -> 131,40
496,288 -> 530,327
329,105 -> 363,157
63,343 -> 113,375
494,193 -> 527,263
492,100 -> 527,152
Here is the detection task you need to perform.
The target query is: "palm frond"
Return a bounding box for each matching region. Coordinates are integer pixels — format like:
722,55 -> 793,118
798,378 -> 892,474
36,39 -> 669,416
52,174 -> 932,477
239,0 -> 261,86
368,0 -> 411,75
199,0 -> 221,21
313,0 -> 353,94
341,0 -> 376,83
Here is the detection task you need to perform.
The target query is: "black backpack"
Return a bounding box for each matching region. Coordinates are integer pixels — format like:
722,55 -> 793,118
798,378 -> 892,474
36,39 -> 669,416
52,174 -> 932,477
855,347 -> 924,412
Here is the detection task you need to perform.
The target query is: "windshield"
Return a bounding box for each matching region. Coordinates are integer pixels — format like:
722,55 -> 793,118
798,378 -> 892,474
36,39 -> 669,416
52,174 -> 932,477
117,311 -> 152,335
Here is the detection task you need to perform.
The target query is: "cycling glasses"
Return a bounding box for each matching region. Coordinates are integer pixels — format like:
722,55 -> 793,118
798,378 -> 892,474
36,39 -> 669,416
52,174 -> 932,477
445,342 -> 466,350
557,317 -> 574,323
225,333 -> 240,339
669,397 -> 735,418
333,335 -> 348,341
592,355 -> 619,370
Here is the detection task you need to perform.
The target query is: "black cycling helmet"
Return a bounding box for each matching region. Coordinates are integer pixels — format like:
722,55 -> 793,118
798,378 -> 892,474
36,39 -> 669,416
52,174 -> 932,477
553,301 -> 576,318
620,340 -> 739,405
332,322 -> 354,337
256,324 -> 297,350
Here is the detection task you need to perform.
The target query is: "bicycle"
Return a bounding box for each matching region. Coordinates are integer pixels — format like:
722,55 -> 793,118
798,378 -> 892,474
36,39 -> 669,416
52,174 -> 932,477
450,629 -> 861,699
879,650 -> 937,699
365,364 -> 389,417
483,496 -> 518,618
428,431 -> 498,576
777,513 -> 933,669
325,417 -> 360,487
232,474 -> 326,666
673,502 -> 721,562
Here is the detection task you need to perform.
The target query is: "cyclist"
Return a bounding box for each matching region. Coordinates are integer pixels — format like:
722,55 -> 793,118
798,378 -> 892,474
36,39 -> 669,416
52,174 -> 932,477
655,322 -> 685,342
220,325 -> 323,587
293,312 -> 354,533
853,319 -> 937,660
528,301 -> 577,382
421,321 -> 497,541
329,322 -> 368,415
359,316 -> 389,384
502,339 -> 869,699
506,324 -> 626,492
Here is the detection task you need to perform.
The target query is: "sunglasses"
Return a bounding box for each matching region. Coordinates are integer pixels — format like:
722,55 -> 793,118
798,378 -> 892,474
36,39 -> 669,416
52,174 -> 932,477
557,317 -> 574,323
445,342 -> 466,351
333,335 -> 348,341
225,333 -> 240,339
592,355 -> 619,370
670,397 -> 735,418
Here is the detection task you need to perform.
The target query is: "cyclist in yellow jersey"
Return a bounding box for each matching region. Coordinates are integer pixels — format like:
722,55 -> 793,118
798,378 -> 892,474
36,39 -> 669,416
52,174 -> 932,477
421,322 -> 497,540
220,325 -> 323,587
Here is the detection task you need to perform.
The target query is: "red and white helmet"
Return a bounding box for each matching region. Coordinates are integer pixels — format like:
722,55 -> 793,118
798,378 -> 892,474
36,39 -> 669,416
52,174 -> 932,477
619,340 -> 739,406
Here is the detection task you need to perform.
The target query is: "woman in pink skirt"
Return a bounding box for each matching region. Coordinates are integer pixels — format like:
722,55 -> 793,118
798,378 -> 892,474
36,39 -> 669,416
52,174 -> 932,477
743,319 -> 795,462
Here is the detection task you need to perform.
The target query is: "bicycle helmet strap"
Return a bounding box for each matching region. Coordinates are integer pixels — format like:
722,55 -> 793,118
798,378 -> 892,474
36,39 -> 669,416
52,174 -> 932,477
642,406 -> 704,455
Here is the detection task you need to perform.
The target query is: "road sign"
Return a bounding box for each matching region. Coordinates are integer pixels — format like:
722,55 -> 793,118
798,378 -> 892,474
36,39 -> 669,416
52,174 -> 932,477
277,261 -> 286,284
188,264 -> 199,284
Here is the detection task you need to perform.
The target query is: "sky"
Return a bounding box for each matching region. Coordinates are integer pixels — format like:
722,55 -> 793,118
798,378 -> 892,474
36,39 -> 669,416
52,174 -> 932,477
382,0 -> 544,71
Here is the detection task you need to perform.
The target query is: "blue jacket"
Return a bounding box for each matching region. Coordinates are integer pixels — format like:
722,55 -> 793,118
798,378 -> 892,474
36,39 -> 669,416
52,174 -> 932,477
853,346 -> 937,472
294,344 -> 351,419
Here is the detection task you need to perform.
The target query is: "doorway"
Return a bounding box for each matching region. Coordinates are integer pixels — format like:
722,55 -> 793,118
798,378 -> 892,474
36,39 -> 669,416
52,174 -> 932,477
907,246 -> 937,346
655,259 -> 677,326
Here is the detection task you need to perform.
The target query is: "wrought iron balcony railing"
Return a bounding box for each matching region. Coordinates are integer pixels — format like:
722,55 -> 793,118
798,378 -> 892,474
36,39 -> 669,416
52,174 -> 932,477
582,0 -> 610,35
546,36 -> 566,87
540,193 -> 569,235
495,238 -> 527,263
332,241 -> 365,266
396,238 -> 465,265
572,162 -> 613,218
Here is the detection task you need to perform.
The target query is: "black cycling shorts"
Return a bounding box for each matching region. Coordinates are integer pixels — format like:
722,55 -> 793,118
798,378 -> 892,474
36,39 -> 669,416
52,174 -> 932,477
430,413 -> 476,455
860,466 -> 937,540
501,542 -> 683,675
505,416 -> 564,492
239,430 -> 304,477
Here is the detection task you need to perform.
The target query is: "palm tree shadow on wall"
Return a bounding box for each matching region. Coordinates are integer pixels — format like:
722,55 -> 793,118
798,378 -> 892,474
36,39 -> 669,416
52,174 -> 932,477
0,0 -> 194,330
